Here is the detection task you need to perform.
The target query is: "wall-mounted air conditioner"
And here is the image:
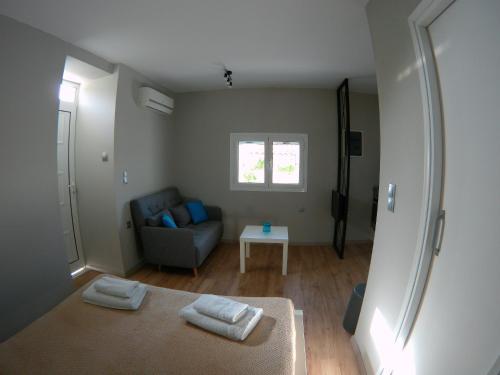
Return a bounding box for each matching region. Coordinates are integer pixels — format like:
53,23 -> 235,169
138,87 -> 174,115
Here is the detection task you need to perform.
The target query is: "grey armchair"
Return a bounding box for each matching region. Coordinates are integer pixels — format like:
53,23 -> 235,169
130,187 -> 223,276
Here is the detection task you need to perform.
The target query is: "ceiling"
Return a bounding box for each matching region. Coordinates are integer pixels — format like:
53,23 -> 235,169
0,0 -> 376,93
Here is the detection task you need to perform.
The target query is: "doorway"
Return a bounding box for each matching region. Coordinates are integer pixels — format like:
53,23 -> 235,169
420,0 -> 500,371
57,80 -> 85,274
393,0 -> 500,363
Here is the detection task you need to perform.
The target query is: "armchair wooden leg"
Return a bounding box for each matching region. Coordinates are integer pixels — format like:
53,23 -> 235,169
158,264 -> 162,272
192,267 -> 198,277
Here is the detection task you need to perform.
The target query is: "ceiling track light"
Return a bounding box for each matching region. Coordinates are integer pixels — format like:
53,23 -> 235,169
224,69 -> 233,88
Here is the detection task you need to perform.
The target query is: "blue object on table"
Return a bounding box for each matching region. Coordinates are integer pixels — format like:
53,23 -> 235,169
262,222 -> 271,233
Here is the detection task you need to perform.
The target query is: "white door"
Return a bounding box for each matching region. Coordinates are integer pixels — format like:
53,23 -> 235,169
57,81 -> 85,273
405,1 -> 500,373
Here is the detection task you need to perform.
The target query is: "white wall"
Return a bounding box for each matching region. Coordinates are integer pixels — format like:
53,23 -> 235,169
347,92 -> 380,241
75,70 -> 123,275
75,64 -> 175,276
0,15 -> 173,340
173,89 -> 338,244
113,64 -> 175,273
353,0 -> 425,373
0,15 -> 112,341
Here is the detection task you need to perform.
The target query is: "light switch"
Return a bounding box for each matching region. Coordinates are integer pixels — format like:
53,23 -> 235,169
387,183 -> 396,212
123,170 -> 128,184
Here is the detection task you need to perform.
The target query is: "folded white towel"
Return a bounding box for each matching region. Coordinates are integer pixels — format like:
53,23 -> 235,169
193,294 -> 249,323
83,282 -> 147,310
180,302 -> 263,341
94,277 -> 140,298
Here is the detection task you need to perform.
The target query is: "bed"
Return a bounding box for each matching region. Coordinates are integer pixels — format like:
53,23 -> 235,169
0,276 -> 300,374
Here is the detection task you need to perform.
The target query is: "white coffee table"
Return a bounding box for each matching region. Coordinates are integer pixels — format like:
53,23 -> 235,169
239,225 -> 289,275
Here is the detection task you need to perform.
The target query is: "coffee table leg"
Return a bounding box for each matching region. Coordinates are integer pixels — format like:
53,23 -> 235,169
240,239 -> 245,273
282,242 -> 288,276
245,242 -> 250,258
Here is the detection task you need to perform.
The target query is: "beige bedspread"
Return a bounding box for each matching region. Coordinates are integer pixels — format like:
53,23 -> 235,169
0,276 -> 296,374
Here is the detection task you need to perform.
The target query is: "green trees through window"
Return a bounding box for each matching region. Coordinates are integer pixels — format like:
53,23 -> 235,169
242,158 -> 265,182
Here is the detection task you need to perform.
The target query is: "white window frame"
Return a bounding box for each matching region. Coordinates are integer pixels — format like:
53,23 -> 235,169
230,133 -> 308,192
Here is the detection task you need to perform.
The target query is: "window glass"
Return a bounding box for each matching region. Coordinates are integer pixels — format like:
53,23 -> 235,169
59,83 -> 76,103
272,142 -> 300,184
238,141 -> 265,183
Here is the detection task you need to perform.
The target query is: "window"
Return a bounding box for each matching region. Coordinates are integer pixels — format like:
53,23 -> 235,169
59,81 -> 78,103
230,133 -> 308,192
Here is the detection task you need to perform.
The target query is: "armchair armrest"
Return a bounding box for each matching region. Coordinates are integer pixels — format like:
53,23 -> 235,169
205,205 -> 222,221
140,226 -> 197,268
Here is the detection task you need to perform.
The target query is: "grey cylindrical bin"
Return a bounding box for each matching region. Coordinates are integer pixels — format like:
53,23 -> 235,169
342,283 -> 366,334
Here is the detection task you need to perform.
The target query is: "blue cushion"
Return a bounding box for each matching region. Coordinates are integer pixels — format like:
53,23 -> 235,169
185,200 -> 208,224
162,213 -> 177,228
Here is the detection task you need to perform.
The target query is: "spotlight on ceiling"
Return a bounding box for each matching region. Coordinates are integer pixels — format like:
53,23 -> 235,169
224,69 -> 233,88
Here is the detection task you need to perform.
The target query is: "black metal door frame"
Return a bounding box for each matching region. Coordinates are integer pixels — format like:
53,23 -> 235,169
333,78 -> 351,258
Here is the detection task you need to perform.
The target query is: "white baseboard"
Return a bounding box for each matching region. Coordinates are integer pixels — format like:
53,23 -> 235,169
124,260 -> 145,277
351,335 -> 368,375
221,239 -> 331,247
85,264 -> 125,277
221,239 -> 373,247
295,309 -> 307,375
70,266 -> 88,279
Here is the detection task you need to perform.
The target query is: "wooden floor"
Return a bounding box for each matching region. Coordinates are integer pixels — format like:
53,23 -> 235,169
76,242 -> 372,375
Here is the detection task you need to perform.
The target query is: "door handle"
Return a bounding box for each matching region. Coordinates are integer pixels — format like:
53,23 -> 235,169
432,210 -> 446,255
